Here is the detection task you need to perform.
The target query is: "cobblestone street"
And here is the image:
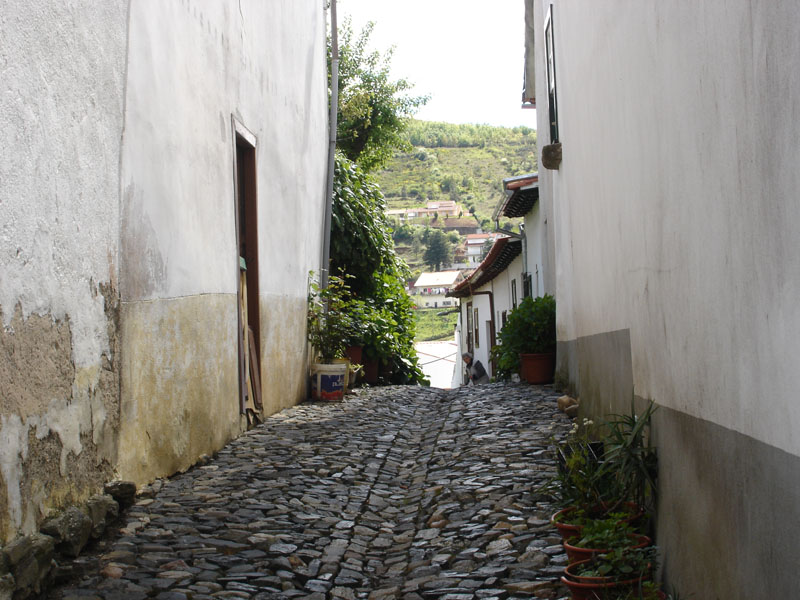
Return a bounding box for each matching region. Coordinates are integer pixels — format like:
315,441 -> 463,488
50,383 -> 572,600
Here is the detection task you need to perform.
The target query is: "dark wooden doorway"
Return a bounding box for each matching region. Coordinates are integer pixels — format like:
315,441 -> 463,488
232,119 -> 261,416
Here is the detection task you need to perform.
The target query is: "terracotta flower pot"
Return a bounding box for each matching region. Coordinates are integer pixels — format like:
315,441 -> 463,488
564,534 -> 651,564
519,352 -> 555,384
551,503 -> 645,544
345,345 -> 363,365
551,506 -> 583,542
561,559 -> 651,600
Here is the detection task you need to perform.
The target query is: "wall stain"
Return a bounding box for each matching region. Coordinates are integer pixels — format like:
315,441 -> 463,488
0,286 -> 120,543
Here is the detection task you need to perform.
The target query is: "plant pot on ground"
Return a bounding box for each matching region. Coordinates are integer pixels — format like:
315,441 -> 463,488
561,547 -> 656,600
307,273 -> 360,364
562,517 -> 650,564
544,402 -> 658,532
491,294 -> 556,382
550,502 -> 645,544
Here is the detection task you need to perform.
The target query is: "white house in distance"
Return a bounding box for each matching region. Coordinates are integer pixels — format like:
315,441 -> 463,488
527,0 -> 800,597
447,237 -> 525,384
464,232 -> 502,266
447,171 -> 552,387
494,173 -> 554,300
412,271 -> 464,308
0,1 -> 329,544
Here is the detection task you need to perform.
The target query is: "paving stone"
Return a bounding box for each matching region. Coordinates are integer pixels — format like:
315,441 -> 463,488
46,384 -> 571,599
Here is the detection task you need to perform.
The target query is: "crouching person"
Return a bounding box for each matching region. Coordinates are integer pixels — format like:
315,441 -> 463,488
462,352 -> 490,385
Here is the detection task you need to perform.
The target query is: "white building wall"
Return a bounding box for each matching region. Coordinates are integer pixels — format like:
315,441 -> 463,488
457,294 -> 492,382
535,1 -> 800,597
117,0 -> 328,484
0,2 -> 128,542
0,0 -> 328,541
491,255 -> 524,328
523,201 -> 546,298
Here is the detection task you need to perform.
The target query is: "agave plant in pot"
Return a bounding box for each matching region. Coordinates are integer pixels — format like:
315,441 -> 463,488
491,294 -> 556,383
547,402 -> 657,543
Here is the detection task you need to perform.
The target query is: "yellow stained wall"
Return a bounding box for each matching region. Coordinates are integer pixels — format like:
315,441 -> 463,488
258,294 -> 310,416
117,294 -> 243,485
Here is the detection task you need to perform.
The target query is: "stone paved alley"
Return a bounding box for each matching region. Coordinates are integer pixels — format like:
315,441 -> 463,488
49,383 -> 572,600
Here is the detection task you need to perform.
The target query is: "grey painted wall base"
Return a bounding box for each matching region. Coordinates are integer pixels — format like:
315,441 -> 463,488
556,328 -> 634,417
654,406 -> 800,600
559,329 -> 800,599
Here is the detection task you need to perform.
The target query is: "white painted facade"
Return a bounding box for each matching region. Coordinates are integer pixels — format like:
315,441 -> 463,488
530,1 -> 800,596
0,0 -> 328,542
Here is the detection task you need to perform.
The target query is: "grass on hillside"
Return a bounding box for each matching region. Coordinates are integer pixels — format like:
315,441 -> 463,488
414,307 -> 459,342
376,120 -> 538,227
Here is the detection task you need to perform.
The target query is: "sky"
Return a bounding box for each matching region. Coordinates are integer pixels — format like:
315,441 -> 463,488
335,0 -> 536,129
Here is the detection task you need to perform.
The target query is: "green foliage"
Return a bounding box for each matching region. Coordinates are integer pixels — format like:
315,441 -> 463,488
329,154 -> 425,385
331,19 -> 428,172
331,155 -> 393,297
604,401 -> 659,510
307,273 -> 358,362
406,120 -> 535,148
574,545 -> 656,581
602,583 -> 668,600
547,422 -> 620,510
571,518 -> 636,550
375,120 -> 537,225
491,294 -> 556,379
414,308 -> 458,342
545,403 -> 658,515
422,229 -> 453,271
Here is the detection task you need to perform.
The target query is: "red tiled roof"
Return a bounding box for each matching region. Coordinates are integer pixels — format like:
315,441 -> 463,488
500,173 -> 540,218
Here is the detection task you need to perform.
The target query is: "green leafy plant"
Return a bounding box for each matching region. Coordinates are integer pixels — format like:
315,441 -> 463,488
330,155 -> 426,385
491,294 -> 556,379
544,418 -> 622,512
575,545 -> 656,580
599,580 -> 665,599
571,518 -> 636,550
331,19 -> 428,172
546,402 -> 658,516
307,273 -> 360,362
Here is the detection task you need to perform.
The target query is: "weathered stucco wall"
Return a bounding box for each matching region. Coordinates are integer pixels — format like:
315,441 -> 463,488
0,2 -> 128,542
116,295 -> 238,484
1,0 -> 328,542
537,0 -> 800,596
118,0 -> 328,478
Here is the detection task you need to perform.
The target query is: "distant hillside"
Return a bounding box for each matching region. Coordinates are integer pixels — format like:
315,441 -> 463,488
374,120 -> 538,229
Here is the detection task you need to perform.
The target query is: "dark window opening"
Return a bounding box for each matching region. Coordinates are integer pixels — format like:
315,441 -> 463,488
545,6 -> 559,143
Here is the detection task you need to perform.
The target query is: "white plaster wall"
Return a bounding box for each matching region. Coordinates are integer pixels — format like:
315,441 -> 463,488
120,0 -> 328,301
490,254 -> 524,327
0,1 -> 127,364
460,295 -> 492,377
0,1 -> 128,537
546,0 -> 800,456
524,201 -> 546,298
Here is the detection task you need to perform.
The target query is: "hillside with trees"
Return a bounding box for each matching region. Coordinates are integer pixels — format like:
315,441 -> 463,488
370,120 -> 537,275
375,120 -> 538,230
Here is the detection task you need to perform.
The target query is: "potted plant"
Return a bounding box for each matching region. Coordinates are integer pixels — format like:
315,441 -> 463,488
491,294 -> 556,383
561,546 -> 656,600
603,400 -> 659,511
548,401 -> 658,522
307,273 -> 359,400
547,419 -> 629,541
563,517 -> 651,564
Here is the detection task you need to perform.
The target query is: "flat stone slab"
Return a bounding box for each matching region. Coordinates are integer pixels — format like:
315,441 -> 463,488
46,383 -> 571,599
